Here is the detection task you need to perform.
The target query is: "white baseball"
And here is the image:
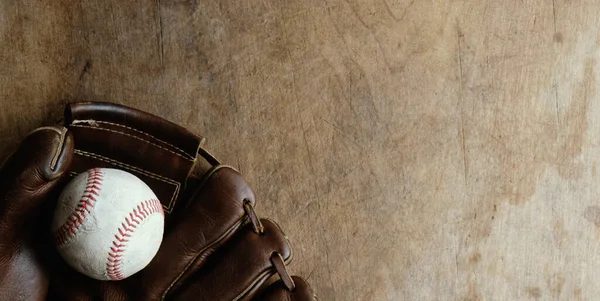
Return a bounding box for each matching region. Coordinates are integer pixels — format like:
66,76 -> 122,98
52,168 -> 165,281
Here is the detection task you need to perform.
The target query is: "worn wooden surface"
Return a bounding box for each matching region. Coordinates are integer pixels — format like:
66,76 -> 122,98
3,0 -> 600,299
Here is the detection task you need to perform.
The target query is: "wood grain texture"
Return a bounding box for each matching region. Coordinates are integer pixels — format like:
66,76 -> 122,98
2,0 -> 600,300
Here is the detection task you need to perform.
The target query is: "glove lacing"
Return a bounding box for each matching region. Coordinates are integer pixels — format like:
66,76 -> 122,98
243,199 -> 296,292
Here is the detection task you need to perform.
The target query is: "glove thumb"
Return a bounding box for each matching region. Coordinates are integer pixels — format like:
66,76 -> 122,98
0,126 -> 74,241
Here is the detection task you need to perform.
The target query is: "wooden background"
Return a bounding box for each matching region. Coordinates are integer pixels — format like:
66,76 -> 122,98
2,0 -> 600,300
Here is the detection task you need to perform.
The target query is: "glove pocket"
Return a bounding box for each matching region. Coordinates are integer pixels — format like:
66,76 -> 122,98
63,102 -> 204,217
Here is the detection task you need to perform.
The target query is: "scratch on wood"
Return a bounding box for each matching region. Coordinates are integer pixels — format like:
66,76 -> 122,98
301,122 -> 319,194
341,0 -> 393,72
320,117 -> 361,149
554,82 -> 559,128
453,229 -> 464,301
301,115 -> 338,300
400,0 -> 416,21
322,2 -> 361,68
155,0 -> 165,66
320,224 -> 339,301
285,104 -> 334,294
15,2 -> 29,75
552,0 -> 557,34
456,27 -> 468,185
372,30 -> 393,72
382,0 -> 399,21
552,0 -> 559,129
109,2 -> 119,46
294,65 -> 321,198
454,252 -> 460,301
343,0 -> 368,29
79,60 -> 92,80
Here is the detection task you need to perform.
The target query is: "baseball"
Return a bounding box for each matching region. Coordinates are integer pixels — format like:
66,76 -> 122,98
52,168 -> 164,281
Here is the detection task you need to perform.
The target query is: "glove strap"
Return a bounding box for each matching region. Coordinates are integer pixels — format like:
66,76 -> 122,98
271,252 -> 296,291
244,199 -> 265,235
63,102 -> 205,218
243,200 -> 297,293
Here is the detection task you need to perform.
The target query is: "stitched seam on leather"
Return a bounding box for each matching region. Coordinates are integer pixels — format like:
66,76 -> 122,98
231,255 -> 293,301
181,165 -> 223,211
27,127 -> 67,171
160,217 -> 247,300
232,269 -> 277,301
71,124 -> 193,161
107,199 -> 164,280
71,120 -> 195,160
265,218 -> 294,264
74,119 -> 195,158
27,126 -> 62,135
74,149 -> 180,212
53,168 -> 104,247
232,220 -> 293,301
181,166 -> 247,212
74,150 -> 179,184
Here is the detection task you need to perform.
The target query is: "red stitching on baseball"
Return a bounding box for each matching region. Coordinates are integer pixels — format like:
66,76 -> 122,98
53,169 -> 104,247
106,199 -> 163,280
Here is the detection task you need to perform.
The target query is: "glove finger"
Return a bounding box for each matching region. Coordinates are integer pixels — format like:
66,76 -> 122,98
0,126 -> 74,301
253,276 -> 318,301
133,165 -> 256,300
0,126 -> 74,239
171,219 -> 292,301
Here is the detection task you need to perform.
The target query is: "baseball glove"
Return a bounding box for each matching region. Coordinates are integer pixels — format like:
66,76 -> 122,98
0,102 -> 317,300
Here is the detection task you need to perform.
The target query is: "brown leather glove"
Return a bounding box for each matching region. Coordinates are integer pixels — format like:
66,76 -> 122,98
42,102 -> 317,300
0,126 -> 74,301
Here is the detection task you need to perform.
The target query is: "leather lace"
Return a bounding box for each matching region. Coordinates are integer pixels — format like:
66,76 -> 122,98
243,199 -> 296,292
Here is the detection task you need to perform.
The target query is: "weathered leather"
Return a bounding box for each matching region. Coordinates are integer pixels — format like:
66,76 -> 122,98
0,126 -> 74,301
0,102 -> 316,300
64,102 -> 207,217
171,219 -> 293,301
45,165 -> 272,300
